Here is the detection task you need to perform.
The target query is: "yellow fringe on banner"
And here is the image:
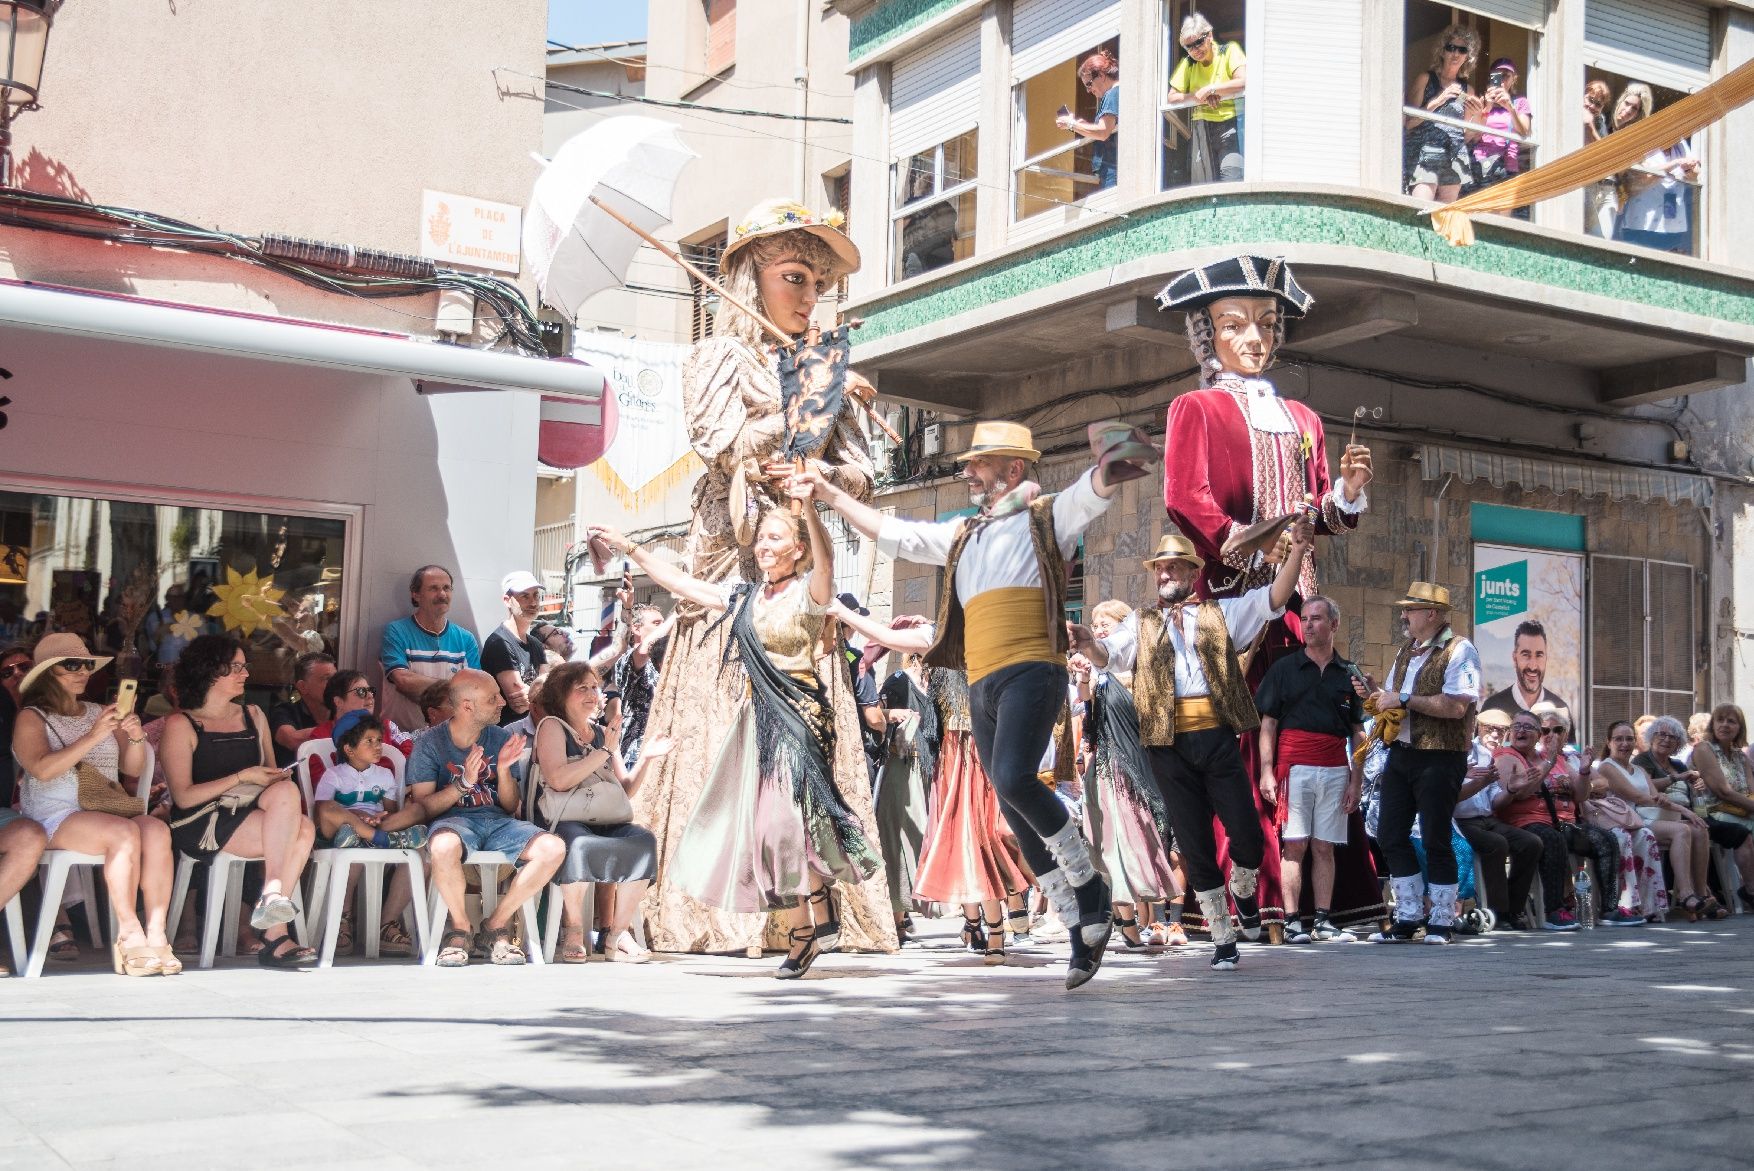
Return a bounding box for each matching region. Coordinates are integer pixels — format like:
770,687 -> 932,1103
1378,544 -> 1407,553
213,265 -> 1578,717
1431,57 -> 1754,247
590,452 -> 704,514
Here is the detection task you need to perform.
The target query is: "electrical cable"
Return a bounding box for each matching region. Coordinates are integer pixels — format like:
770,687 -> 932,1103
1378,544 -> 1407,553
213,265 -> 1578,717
534,72 -> 851,124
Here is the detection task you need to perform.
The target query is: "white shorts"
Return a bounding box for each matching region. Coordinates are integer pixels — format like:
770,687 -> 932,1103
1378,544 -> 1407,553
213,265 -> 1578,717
1284,764 -> 1350,844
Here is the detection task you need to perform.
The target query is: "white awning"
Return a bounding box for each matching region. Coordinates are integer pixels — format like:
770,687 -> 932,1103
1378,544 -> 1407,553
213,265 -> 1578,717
1417,443 -> 1711,508
0,279 -> 602,411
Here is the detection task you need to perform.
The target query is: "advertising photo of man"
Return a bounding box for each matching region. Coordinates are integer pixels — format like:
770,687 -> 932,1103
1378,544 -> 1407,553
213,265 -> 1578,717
1480,620 -> 1569,720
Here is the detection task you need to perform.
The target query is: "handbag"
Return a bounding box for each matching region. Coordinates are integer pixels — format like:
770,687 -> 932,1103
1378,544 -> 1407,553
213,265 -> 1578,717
533,717 -> 632,829
1584,794 -> 1644,833
43,713 -> 140,818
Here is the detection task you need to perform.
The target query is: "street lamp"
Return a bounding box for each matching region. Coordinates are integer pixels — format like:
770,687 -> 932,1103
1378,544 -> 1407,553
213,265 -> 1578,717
0,0 -> 61,186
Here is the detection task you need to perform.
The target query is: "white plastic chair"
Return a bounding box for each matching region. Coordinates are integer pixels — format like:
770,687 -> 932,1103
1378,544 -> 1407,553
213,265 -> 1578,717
3,893 -> 24,976
22,742 -> 154,978
421,851 -> 546,966
297,738 -> 431,966
1711,844 -> 1744,914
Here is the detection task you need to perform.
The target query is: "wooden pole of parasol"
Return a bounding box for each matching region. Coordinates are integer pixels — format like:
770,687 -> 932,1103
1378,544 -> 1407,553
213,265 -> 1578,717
588,195 -> 902,445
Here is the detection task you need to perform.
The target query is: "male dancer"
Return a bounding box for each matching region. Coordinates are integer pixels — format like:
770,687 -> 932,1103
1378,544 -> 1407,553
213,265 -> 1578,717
1069,525 -> 1310,971
795,421 -> 1129,988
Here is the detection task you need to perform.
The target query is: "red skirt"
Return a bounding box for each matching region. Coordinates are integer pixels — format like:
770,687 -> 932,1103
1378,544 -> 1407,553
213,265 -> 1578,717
914,730 -> 1029,905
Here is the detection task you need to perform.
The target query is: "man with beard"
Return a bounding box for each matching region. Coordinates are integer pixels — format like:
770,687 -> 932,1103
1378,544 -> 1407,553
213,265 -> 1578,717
795,420 -> 1134,988
1481,620 -> 1570,721
1069,523 -> 1310,971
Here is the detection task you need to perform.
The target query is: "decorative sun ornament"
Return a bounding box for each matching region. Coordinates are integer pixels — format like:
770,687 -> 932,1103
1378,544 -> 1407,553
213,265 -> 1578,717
206,568 -> 285,636
167,610 -> 202,640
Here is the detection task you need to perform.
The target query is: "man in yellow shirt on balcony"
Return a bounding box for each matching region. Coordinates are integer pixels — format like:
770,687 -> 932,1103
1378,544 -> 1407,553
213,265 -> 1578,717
1168,12 -> 1246,183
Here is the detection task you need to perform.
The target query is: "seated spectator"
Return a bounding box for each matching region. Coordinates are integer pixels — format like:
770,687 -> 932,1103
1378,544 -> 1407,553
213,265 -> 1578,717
1168,12 -> 1245,183
1454,708 -> 1542,930
1683,711 -> 1712,761
161,634 -> 317,967
314,671 -> 413,758
504,671 -> 549,740
608,603 -> 670,769
0,643 -> 28,810
484,571 -> 550,727
419,679 -> 454,732
1491,713 -> 1620,931
0,804 -> 48,976
1403,24 -> 1477,204
269,652 -> 335,767
1688,704 -> 1754,911
313,711 -> 430,850
1613,84 -> 1699,254
1635,712 -> 1660,754
1558,712 -> 1664,925
407,669 -> 564,967
1466,57 -> 1532,196
1599,718 -> 1709,919
14,635 -> 178,976
380,564 -> 480,731
535,662 -> 666,963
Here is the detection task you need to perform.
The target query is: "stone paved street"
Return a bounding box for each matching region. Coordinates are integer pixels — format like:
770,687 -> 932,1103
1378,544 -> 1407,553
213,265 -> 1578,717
4,917 -> 1753,1170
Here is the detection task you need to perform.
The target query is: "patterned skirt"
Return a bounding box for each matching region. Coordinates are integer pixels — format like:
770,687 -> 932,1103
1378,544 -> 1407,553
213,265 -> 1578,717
914,731 -> 1028,905
1085,755 -> 1180,905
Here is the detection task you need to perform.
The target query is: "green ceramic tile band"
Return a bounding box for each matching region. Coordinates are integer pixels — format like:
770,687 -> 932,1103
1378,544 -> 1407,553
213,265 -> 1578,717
849,0 -> 983,64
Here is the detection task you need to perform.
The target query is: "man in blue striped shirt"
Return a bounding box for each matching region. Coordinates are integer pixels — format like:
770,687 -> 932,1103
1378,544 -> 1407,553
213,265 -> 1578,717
380,564 -> 480,731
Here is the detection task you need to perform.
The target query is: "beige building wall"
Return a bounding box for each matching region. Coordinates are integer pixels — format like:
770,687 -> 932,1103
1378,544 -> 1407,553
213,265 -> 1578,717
7,0 -> 548,338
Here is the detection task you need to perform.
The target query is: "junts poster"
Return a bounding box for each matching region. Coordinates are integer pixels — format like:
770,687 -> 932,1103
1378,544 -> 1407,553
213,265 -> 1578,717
1473,543 -> 1584,733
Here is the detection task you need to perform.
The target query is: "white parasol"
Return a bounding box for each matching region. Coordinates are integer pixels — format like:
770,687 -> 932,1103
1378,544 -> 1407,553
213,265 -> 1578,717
523,115 -> 699,321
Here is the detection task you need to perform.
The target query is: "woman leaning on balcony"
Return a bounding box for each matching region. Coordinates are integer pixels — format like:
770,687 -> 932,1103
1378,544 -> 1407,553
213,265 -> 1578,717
1404,24 -> 1479,205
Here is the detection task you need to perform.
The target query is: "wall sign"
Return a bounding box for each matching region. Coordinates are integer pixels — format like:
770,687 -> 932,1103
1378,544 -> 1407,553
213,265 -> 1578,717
420,190 -> 522,275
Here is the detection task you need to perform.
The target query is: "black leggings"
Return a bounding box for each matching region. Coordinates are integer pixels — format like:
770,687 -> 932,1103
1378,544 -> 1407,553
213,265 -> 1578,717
1146,728 -> 1263,892
968,660 -> 1072,876
1456,815 -> 1543,918
1378,746 -> 1466,885
1525,821 -> 1619,914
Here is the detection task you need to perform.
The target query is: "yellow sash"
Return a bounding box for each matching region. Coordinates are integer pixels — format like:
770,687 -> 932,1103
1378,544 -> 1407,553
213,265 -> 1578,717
964,587 -> 1057,684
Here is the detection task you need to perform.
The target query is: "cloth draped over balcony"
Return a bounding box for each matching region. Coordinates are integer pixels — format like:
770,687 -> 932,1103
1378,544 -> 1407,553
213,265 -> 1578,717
1431,57 -> 1754,246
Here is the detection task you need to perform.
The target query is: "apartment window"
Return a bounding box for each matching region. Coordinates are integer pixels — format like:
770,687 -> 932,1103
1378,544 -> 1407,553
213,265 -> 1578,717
1161,1 -> 1246,191
892,131 -> 978,280
1589,555 -> 1696,745
1013,34 -> 1119,220
1581,0 -> 1711,256
1402,3 -> 1542,214
683,233 -> 726,343
825,167 -> 852,303
704,0 -> 737,76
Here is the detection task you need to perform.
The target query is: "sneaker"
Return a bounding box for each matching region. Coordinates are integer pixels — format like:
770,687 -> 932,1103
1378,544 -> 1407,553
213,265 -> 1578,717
1601,909 -> 1646,927
1422,925 -> 1454,945
1369,919 -> 1424,944
1161,923 -> 1189,947
1034,916 -> 1069,943
331,824 -> 364,849
1283,920 -> 1312,944
1210,941 -> 1240,970
385,825 -> 429,850
1543,910 -> 1581,932
1310,919 -> 1354,943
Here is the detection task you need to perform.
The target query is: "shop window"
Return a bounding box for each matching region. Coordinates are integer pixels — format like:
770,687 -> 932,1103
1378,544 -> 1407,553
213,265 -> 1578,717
0,488 -> 347,711
892,130 -> 978,280
1013,36 -> 1119,221
1581,68 -> 1702,256
1589,555 -> 1695,745
1401,3 -> 1540,213
1160,1 -> 1246,191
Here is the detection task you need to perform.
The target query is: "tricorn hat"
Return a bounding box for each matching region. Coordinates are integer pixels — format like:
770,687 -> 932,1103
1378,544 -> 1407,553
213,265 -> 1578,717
954,421 -> 1040,463
1395,582 -> 1453,610
1154,255 -> 1313,319
1142,532 -> 1205,571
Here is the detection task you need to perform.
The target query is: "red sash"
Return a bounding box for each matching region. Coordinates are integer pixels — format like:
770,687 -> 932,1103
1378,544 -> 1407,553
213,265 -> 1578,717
1271,729 -> 1349,828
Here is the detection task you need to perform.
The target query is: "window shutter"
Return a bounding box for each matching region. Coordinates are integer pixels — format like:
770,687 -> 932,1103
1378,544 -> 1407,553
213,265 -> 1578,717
1590,553 -> 1644,739
1248,0 -> 1363,185
1646,560 -> 1696,714
890,19 -> 982,160
1010,0 -> 1120,83
1445,0 -> 1547,32
705,0 -> 737,76
1585,0 -> 1713,89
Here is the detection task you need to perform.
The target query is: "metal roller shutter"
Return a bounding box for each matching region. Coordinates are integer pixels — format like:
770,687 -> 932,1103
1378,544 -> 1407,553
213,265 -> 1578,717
1585,0 -> 1713,88
1445,0 -> 1547,32
890,20 -> 982,160
1249,0 -> 1362,185
1010,0 -> 1121,83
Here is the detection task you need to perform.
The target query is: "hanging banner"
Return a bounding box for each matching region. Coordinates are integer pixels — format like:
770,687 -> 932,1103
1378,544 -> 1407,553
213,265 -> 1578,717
1474,543 -> 1584,728
570,332 -> 700,513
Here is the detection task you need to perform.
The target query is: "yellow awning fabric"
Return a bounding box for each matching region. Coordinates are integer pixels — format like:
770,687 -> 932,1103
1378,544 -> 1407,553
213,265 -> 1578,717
1431,57 -> 1754,246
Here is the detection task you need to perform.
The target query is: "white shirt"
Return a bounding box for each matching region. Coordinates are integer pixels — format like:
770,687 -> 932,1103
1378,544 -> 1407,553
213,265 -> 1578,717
1098,587 -> 1282,696
877,469 -> 1112,603
1454,741 -> 1501,819
1384,633 -> 1481,746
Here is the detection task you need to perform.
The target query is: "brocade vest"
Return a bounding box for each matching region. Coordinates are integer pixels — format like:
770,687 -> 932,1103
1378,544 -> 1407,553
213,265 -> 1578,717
1130,601 -> 1260,746
1388,633 -> 1472,752
923,495 -> 1070,680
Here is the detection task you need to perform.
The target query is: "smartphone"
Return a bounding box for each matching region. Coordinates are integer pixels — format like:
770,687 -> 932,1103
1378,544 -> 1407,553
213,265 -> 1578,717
1489,70 -> 1507,88
114,677 -> 138,717
1056,104 -> 1071,118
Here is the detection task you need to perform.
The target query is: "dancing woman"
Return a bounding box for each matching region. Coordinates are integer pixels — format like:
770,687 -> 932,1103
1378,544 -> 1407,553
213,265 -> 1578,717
588,498 -> 880,978
628,199 -> 892,955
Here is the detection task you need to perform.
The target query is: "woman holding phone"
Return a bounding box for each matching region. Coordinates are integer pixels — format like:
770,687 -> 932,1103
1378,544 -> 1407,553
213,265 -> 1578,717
160,634 -> 318,966
12,634 -> 176,975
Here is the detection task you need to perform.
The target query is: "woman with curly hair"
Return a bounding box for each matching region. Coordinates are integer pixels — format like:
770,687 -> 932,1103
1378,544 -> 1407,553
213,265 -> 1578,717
622,198 -> 895,956
1404,24 -> 1478,203
160,634 -> 317,966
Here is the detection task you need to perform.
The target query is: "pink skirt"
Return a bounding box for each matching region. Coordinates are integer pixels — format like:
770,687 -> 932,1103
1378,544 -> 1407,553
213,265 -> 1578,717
1086,757 -> 1180,904
914,731 -> 1028,905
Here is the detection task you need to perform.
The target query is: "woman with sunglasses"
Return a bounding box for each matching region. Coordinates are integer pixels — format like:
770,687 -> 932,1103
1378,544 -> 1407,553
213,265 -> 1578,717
12,634 -> 176,975
314,670 -> 414,759
1403,24 -> 1478,204
1598,719 -> 1704,920
1057,48 -> 1120,191
1544,707 -> 1664,925
1492,712 -> 1620,930
1687,704 -> 1754,912
1167,14 -> 1245,184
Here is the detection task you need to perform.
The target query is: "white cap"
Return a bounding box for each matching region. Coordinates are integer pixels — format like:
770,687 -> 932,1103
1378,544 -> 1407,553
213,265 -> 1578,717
501,570 -> 543,596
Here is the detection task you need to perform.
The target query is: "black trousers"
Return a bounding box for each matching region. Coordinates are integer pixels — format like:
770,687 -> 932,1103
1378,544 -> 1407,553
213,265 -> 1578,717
1525,821 -> 1620,914
1456,815 -> 1543,918
968,660 -> 1072,876
1378,746 -> 1466,885
1146,728 -> 1263,892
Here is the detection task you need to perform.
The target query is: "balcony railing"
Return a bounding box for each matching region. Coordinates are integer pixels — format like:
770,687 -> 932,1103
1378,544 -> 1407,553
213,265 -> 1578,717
533,518 -> 575,583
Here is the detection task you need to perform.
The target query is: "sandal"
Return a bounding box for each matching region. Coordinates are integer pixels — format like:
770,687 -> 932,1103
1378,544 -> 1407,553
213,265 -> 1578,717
249,891 -> 298,931
483,926 -> 526,966
958,913 -> 985,953
436,927 -> 471,968
557,926 -> 592,964
1007,907 -> 1033,942
48,927 -> 79,963
982,915 -> 1006,966
1680,894 -> 1706,922
335,916 -> 356,956
775,924 -> 819,980
1700,896 -> 1732,921
111,940 -> 163,977
807,887 -> 840,952
256,934 -> 315,968
378,920 -> 414,957
153,945 -> 184,976
1116,914 -> 1147,950
603,928 -> 651,964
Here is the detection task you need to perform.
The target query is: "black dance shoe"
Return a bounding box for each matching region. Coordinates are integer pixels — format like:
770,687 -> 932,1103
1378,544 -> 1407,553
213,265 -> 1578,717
1072,873 -> 1114,947
1368,918 -> 1425,944
808,887 -> 841,953
775,926 -> 820,980
1210,942 -> 1240,971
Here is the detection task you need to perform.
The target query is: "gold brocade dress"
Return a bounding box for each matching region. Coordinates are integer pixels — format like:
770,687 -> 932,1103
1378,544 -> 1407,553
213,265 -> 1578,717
633,336 -> 896,954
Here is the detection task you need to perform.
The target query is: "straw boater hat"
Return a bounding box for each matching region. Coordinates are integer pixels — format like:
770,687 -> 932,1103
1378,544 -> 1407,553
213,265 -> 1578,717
1475,708 -> 1514,730
722,198 -> 861,274
1154,255 -> 1314,319
1142,533 -> 1205,571
954,421 -> 1040,463
1395,582 -> 1453,610
18,633 -> 113,694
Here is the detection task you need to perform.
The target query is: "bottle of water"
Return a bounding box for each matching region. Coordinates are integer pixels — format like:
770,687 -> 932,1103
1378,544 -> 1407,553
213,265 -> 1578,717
1575,867 -> 1595,928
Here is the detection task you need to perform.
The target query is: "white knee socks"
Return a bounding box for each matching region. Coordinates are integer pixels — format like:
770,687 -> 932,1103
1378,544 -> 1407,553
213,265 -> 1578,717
1427,883 -> 1459,928
1390,874 -> 1426,923
1042,819 -> 1097,889
1197,887 -> 1235,946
